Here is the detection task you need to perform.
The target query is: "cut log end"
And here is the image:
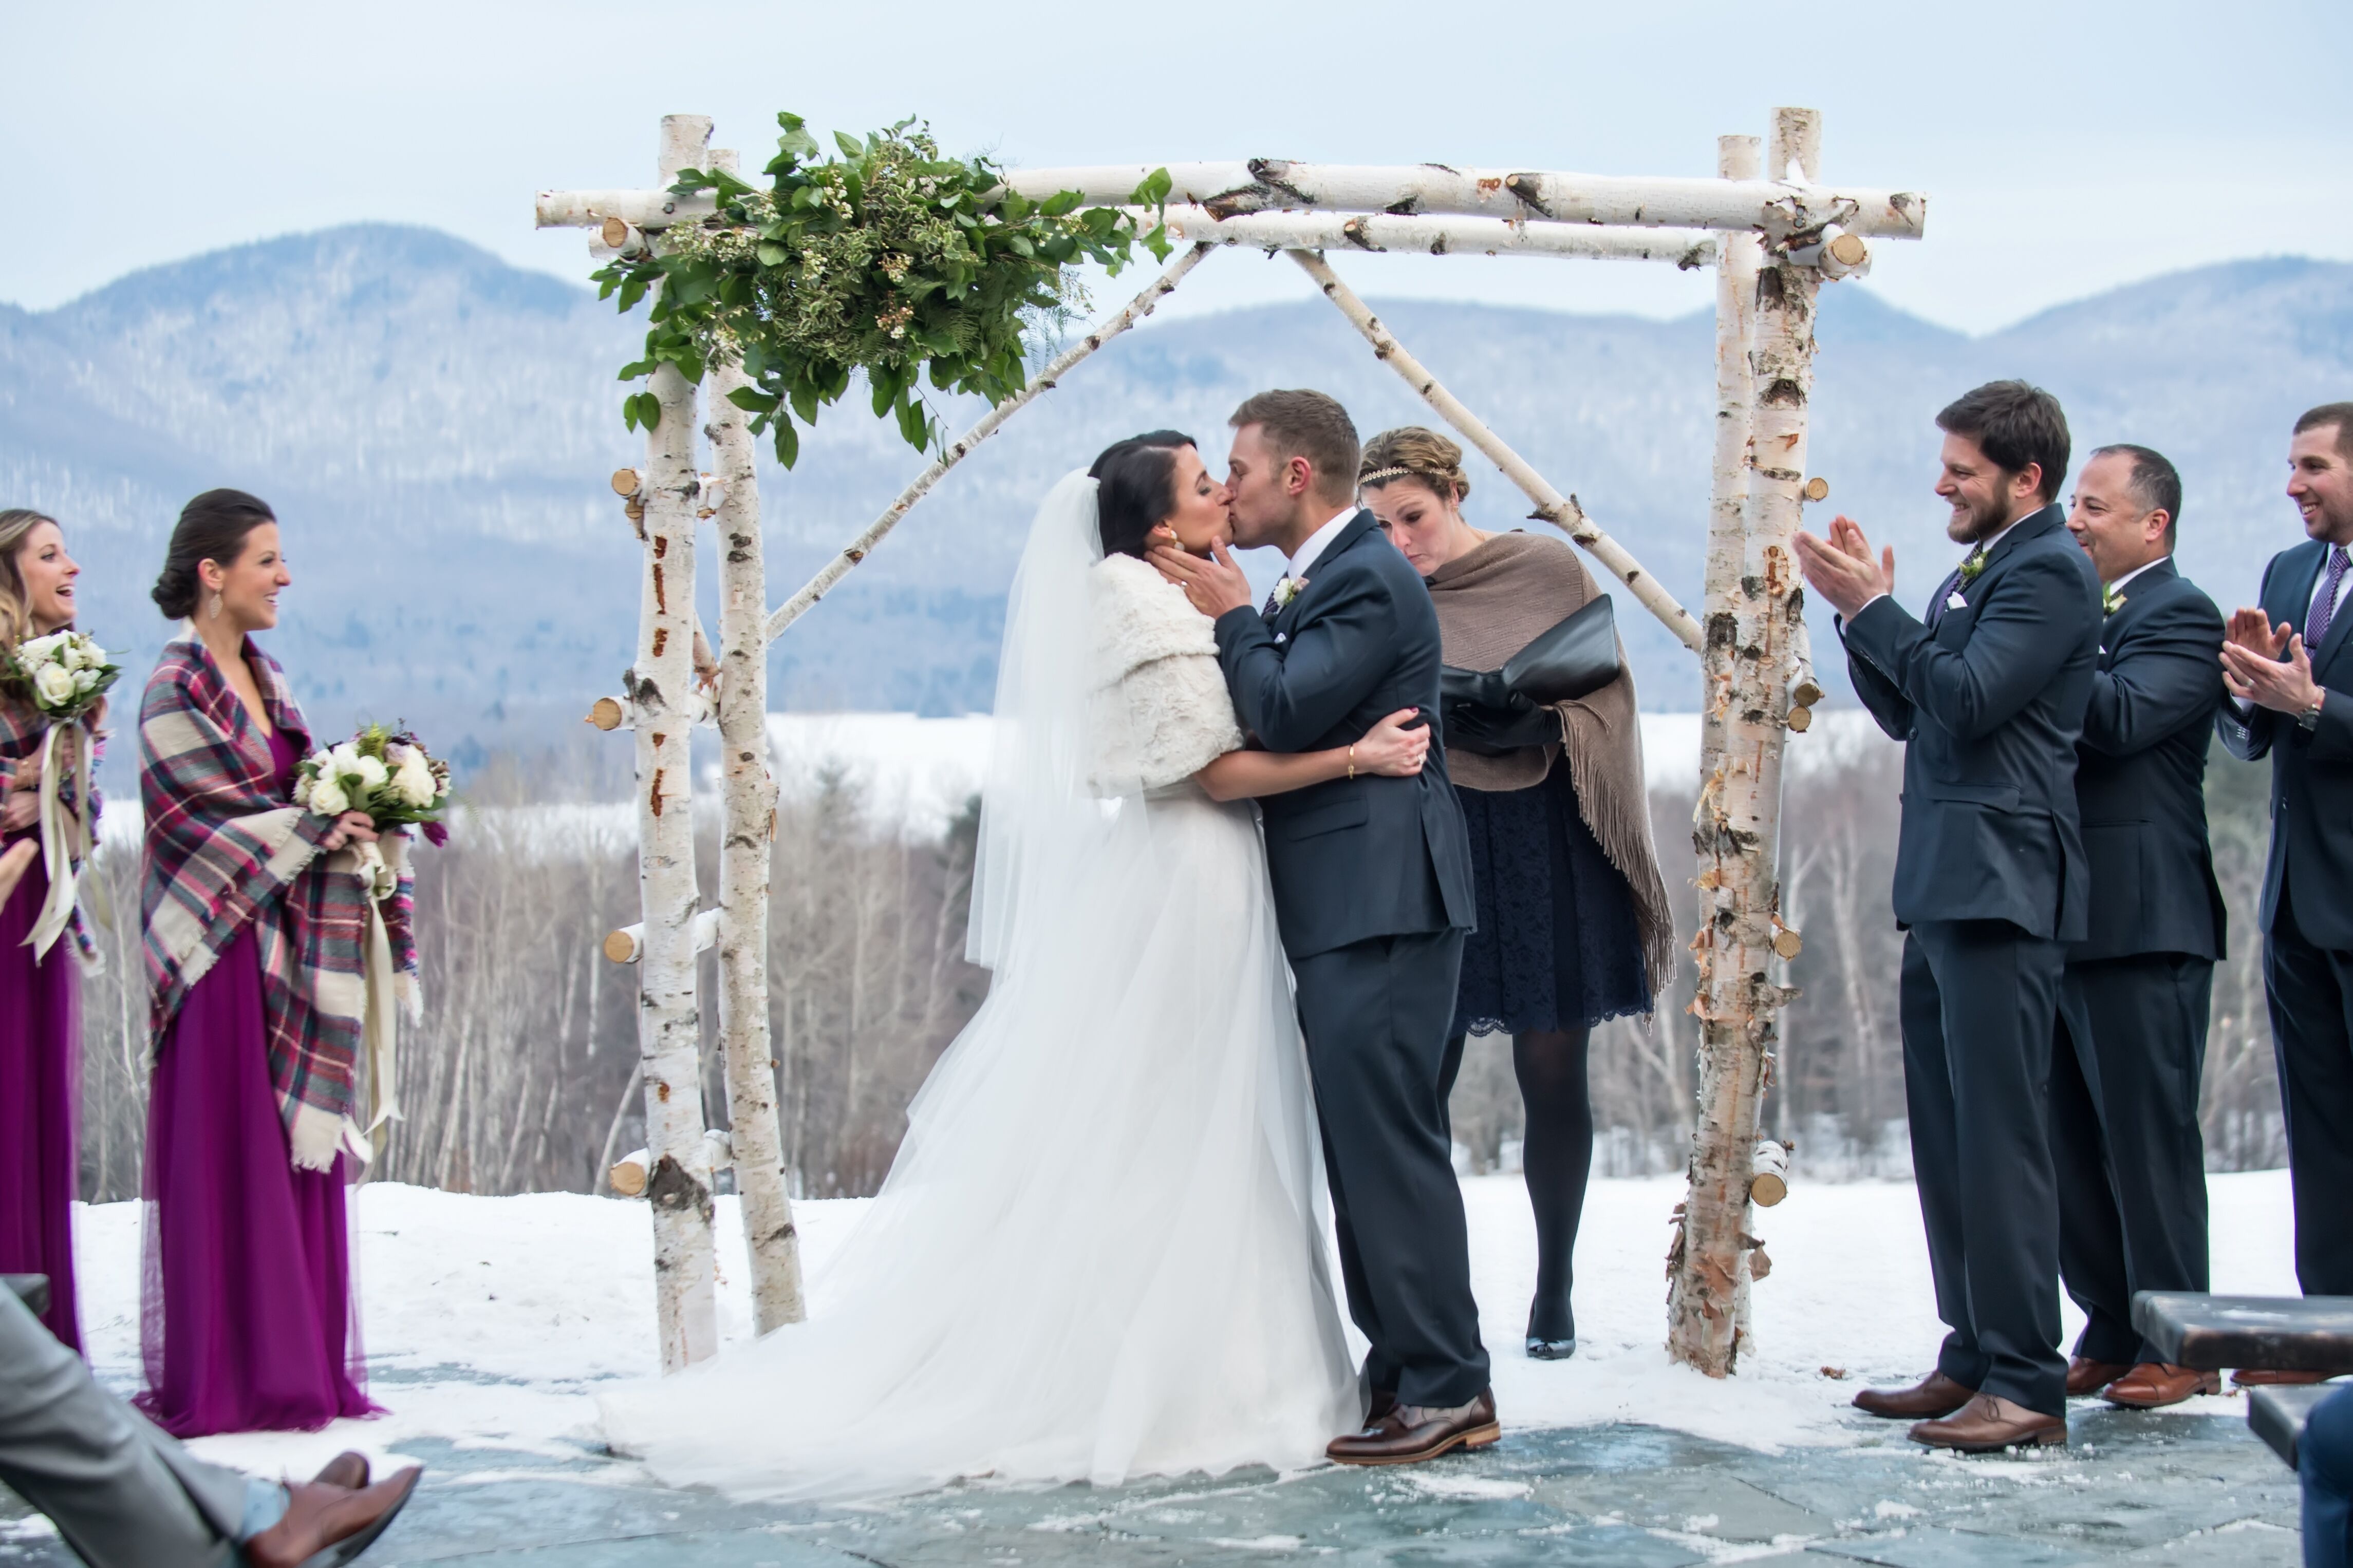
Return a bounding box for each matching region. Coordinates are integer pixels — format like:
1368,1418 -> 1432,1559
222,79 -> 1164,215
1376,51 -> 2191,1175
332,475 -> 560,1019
611,467 -> 643,497
609,1148 -> 650,1197
1790,677 -> 1825,708
1802,476 -> 1830,502
1750,1173 -> 1788,1207
602,927 -> 640,964
1786,704 -> 1814,733
586,696 -> 628,731
1772,927 -> 1804,959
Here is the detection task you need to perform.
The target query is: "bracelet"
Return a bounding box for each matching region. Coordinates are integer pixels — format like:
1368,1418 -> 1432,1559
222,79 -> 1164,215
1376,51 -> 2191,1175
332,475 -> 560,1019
1347,744 -> 1356,782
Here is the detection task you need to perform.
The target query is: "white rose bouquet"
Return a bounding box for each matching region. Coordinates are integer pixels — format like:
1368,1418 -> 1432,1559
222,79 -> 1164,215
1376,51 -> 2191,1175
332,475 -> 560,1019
5,630 -> 119,723
295,723 -> 451,844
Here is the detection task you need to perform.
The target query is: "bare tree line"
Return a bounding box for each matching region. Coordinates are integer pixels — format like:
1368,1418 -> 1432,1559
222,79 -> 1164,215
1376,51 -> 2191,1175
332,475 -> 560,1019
72,730 -> 2285,1204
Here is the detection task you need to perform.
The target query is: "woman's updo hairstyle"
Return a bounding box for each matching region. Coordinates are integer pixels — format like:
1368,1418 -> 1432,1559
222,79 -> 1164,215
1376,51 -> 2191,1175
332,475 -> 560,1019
1359,426 -> 1470,505
1089,430 -> 1194,560
152,489 -> 275,620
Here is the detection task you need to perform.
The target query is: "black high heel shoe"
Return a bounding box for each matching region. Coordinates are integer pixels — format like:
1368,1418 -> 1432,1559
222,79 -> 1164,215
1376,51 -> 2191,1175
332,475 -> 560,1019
1525,1299 -> 1576,1361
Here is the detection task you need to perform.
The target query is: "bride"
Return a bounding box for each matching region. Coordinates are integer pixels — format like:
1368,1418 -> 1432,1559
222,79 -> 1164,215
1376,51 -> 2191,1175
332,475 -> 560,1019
598,433 -> 1434,1500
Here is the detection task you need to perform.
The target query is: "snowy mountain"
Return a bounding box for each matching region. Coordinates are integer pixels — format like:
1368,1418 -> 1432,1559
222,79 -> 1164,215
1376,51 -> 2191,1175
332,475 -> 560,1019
4,225 -> 2345,768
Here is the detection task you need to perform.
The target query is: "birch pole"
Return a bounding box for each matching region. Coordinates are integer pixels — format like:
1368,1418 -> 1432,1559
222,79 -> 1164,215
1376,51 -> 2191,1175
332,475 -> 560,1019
631,113 -> 719,1372
1668,108 -> 1828,1375
764,241 -> 1212,645
1288,249 -> 1702,653
708,339 -> 807,1332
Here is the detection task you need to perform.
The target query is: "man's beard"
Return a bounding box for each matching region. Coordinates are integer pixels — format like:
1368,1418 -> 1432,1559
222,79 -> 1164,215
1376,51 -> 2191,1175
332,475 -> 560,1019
1948,488 -> 2021,545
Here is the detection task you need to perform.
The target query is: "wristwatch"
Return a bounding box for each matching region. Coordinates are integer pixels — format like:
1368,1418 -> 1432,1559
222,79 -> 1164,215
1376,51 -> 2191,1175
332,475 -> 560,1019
2300,691 -> 2327,733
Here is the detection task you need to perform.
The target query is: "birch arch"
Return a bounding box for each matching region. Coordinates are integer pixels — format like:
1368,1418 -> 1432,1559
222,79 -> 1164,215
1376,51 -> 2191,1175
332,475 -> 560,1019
534,107 -> 1927,1377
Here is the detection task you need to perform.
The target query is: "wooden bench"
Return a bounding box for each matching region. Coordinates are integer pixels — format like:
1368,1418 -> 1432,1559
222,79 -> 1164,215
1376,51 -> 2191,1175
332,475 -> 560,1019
2134,1291 -> 2353,1469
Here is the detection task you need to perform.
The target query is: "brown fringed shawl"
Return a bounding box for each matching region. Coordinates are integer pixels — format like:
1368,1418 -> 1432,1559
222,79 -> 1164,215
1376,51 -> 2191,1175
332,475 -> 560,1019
1427,531 -> 1676,1000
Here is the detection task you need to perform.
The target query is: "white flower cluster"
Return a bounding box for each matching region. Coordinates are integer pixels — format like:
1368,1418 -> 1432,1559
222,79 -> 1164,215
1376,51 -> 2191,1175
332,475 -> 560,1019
295,737 -> 447,821
12,631 -> 114,715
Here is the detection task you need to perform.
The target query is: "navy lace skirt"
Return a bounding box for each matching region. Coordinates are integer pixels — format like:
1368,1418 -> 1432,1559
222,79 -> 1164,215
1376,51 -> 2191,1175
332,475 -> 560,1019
1452,758 -> 1652,1038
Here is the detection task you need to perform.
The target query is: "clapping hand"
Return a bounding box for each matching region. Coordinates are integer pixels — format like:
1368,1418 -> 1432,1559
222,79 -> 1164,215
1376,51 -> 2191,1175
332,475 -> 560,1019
2220,610 -> 2324,714
1792,515 -> 1898,620
1149,542 -> 1256,620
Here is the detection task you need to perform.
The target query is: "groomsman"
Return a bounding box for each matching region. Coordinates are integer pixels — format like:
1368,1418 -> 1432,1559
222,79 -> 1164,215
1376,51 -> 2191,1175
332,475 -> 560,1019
2217,402 -> 2353,1385
1796,381 -> 2100,1451
2052,445 -> 2226,1408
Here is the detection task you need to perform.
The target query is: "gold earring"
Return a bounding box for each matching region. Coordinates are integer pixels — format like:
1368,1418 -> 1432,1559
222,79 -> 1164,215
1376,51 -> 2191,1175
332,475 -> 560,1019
209,592 -> 222,621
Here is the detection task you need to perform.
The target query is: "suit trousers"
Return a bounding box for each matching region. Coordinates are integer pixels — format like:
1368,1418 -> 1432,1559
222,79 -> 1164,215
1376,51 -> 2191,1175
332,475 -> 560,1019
2051,954 -> 2214,1364
1292,928 -> 1490,1409
2263,883 -> 2353,1297
1901,919 -> 2069,1416
2305,1384 -> 2353,1568
0,1285 -> 248,1567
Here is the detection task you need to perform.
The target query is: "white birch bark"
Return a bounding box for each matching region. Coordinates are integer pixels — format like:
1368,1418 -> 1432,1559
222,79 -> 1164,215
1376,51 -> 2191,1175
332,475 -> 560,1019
764,241 -> 1212,645
1287,250 -> 1703,653
631,114 -> 719,1373
1140,206 -> 1715,267
708,355 -> 806,1332
1000,161 -> 1926,240
1667,110 -> 1826,1375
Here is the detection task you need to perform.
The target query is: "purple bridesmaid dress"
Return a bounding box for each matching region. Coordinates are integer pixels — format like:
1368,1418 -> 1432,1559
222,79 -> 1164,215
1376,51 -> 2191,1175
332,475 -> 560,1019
136,726 -> 379,1437
0,833 -> 83,1351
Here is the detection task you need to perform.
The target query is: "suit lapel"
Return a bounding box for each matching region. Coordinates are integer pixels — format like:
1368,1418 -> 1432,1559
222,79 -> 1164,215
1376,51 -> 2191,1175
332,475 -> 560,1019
2274,541 -> 2326,640
2101,557 -> 2176,655
1273,509 -> 1378,636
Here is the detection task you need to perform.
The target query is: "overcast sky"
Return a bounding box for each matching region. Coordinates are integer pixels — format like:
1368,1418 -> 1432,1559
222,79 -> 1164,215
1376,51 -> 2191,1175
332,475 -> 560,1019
4,1 -> 2347,332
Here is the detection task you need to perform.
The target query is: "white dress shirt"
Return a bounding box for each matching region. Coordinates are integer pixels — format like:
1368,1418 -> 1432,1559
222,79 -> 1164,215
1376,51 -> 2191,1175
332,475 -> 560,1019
2104,557 -> 2169,597
1282,505 -> 1360,584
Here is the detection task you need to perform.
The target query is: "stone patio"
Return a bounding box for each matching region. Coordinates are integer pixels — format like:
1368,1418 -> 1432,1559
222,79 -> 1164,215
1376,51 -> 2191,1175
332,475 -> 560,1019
0,1394 -> 2304,1565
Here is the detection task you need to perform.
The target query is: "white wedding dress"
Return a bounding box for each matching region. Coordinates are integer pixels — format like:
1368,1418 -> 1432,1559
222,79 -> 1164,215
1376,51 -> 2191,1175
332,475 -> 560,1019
597,471 -> 1357,1501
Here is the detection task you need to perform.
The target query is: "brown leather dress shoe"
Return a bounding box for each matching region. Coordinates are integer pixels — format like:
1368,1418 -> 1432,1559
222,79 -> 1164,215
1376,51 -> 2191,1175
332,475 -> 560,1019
1366,1387 -> 1399,1425
314,1452 -> 371,1491
2104,1363 -> 2221,1408
2234,1367 -> 2350,1387
1853,1370 -> 1975,1420
1909,1394 -> 2066,1452
2066,1356 -> 2132,1397
246,1466 -> 422,1568
1327,1389 -> 1500,1466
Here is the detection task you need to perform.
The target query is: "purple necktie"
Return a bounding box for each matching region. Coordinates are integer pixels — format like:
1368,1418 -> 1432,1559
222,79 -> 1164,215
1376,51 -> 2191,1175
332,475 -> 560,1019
2311,546 -> 2351,651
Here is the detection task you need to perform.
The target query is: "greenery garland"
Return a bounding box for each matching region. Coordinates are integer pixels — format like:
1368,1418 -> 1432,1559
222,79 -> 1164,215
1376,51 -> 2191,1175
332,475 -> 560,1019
594,114 -> 1171,466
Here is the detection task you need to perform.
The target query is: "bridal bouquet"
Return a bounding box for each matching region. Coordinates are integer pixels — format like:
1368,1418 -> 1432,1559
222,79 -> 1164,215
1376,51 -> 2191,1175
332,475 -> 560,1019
6,630 -> 119,722
295,724 -> 451,845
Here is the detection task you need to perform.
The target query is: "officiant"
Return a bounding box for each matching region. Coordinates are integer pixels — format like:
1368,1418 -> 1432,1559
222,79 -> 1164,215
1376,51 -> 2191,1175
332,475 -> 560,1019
1361,427 -> 1674,1362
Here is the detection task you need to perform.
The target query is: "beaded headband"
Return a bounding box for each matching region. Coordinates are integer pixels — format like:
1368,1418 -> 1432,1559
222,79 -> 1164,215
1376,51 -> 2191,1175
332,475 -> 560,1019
1359,464 -> 1462,492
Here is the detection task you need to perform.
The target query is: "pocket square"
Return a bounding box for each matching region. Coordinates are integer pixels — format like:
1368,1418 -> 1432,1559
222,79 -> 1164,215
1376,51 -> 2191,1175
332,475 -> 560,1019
1274,633 -> 1288,645
1945,592 -> 1968,612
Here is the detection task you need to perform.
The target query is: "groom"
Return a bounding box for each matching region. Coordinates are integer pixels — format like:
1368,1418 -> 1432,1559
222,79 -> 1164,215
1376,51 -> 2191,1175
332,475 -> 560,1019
1153,389 -> 1493,1465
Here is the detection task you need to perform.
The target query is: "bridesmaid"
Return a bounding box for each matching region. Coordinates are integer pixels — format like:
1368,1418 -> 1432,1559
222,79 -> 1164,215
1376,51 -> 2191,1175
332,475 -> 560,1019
0,508 -> 96,1350
135,488 -> 397,1436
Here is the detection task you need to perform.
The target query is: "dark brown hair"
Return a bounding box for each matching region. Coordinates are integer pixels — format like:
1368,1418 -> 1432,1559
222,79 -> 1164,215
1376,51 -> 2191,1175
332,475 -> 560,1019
152,489 -> 275,620
2295,403 -> 2353,462
1230,389 -> 1359,504
1089,431 -> 1193,559
1936,381 -> 2070,502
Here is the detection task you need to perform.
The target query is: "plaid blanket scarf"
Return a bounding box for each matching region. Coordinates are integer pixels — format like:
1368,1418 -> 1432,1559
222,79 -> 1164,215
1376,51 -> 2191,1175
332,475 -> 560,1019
140,632 -> 418,1171
0,688 -> 101,966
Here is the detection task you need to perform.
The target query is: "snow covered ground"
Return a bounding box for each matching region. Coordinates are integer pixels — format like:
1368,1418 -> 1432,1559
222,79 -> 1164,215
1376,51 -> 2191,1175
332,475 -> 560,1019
67,1169 -> 2296,1487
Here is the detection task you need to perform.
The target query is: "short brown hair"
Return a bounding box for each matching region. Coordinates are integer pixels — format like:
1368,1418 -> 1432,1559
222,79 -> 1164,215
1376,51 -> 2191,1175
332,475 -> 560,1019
1360,426 -> 1470,503
1230,389 -> 1359,504
1937,380 -> 2070,502
2295,403 -> 2353,462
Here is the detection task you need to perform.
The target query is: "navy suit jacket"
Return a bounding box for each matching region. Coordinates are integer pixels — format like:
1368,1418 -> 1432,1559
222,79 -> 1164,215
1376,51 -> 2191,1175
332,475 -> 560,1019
1212,509 -> 1477,958
2215,538 -> 2353,949
1838,503 -> 2102,941
2070,557 -> 2227,963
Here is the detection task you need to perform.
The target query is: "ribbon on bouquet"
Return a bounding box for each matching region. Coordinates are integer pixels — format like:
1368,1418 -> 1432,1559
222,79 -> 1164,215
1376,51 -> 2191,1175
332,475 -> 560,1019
341,834 -> 411,1165
26,719 -> 105,967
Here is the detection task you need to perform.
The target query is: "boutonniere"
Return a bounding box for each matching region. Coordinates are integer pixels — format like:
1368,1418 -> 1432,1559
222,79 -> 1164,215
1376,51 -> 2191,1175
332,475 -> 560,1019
1273,575 -> 1308,609
2101,583 -> 2127,617
1957,548 -> 1990,585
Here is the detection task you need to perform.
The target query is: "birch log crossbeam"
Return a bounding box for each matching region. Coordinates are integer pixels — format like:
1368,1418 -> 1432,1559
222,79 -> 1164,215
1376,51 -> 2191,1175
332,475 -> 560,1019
1137,206 -> 1715,267
1290,250 -> 1705,653
1005,162 -> 1926,241
762,240 -> 1214,646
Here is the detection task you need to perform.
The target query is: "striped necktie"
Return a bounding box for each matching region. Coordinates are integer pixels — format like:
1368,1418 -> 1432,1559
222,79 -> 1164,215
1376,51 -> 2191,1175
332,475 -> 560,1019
1261,588 -> 1282,621
2310,545 -> 2351,652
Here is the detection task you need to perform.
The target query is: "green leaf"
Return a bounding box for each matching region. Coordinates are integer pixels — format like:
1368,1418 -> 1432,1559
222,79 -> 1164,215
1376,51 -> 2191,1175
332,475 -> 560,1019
756,242 -> 789,267
617,275 -> 651,313
772,418 -> 801,469
1038,190 -> 1082,217
833,129 -> 866,160
1130,167 -> 1173,209
776,112 -> 819,163
789,382 -> 821,425
726,386 -> 779,414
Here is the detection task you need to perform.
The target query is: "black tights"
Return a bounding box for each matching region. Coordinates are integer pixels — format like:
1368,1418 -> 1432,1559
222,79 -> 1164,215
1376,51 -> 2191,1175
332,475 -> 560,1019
1440,1026 -> 1594,1343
